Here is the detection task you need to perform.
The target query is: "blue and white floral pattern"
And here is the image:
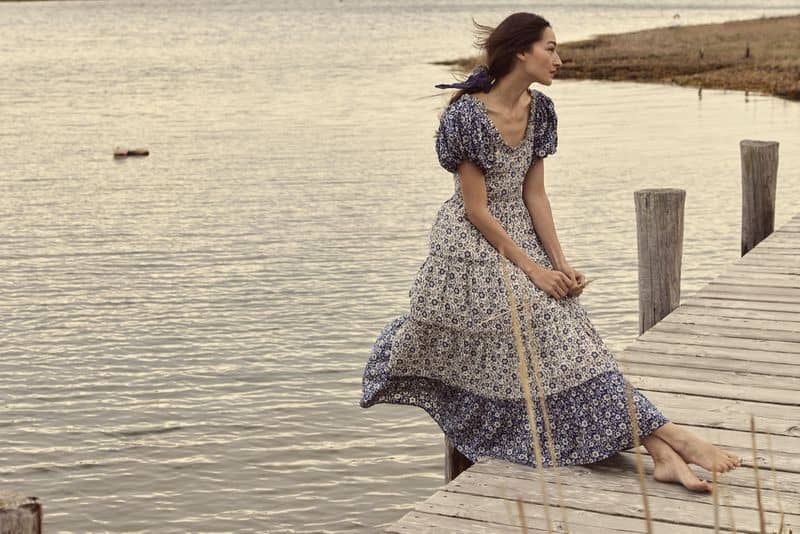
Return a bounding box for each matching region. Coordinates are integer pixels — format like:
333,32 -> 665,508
359,88 -> 669,468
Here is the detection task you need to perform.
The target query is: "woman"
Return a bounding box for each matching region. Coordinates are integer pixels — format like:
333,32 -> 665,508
359,12 -> 741,493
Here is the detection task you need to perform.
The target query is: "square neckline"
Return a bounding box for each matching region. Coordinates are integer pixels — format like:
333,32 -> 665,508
465,88 -> 536,152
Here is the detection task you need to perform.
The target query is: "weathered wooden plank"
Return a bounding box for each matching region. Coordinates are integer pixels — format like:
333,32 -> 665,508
692,289 -> 800,306
637,389 -> 800,421
648,321 -> 800,345
467,458 -> 790,513
700,283 -> 800,300
743,231 -> 799,246
737,253 -> 800,264
618,361 -> 800,391
711,276 -> 800,291
582,419 -> 800,462
752,242 -> 800,251
738,240 -> 799,253
618,448 -> 800,489
618,349 -> 800,378
746,247 -> 798,256
618,397 -> 800,438
744,251 -> 800,259
708,274 -> 800,290
725,263 -> 800,275
627,374 -> 798,405
767,225 -> 800,237
618,448 -> 800,494
757,233 -> 800,244
637,330 -> 800,356
447,471 -> 797,533
415,491 -> 725,533
472,453 -> 800,497
629,338 -> 800,365
385,510 -> 542,533
667,303 -> 800,329
621,422 -> 800,458
664,308 -> 800,332
736,255 -> 800,268
679,295 -> 800,313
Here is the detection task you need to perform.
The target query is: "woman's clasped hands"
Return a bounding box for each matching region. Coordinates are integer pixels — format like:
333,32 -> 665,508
525,261 -> 587,300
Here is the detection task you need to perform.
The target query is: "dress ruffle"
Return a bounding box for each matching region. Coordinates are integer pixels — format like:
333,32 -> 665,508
398,248 -> 623,399
360,315 -> 669,468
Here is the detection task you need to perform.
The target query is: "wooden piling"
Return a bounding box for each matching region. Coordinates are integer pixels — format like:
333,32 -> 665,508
634,188 -> 686,334
444,436 -> 473,483
0,492 -> 41,534
740,139 -> 779,256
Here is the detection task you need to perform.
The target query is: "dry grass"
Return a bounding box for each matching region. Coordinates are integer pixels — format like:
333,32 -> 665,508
437,14 -> 800,101
493,247 -> 792,533
497,252 -> 561,531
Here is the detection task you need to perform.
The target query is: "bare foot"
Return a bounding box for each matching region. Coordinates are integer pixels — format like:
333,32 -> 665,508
652,440 -> 714,493
655,423 -> 742,474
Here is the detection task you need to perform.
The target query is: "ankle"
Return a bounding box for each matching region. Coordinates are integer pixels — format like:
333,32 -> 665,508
643,436 -> 672,463
656,425 -> 687,450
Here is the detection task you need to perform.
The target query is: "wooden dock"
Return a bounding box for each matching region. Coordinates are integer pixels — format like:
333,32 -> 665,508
385,211 -> 800,533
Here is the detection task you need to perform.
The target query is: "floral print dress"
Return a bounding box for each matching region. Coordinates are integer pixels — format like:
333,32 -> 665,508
359,87 -> 669,468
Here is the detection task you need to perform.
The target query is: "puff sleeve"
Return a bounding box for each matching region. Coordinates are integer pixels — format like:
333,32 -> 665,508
435,100 -> 496,175
534,92 -> 558,159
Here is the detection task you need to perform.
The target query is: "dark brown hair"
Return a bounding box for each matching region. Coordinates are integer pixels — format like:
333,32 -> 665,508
443,12 -> 552,106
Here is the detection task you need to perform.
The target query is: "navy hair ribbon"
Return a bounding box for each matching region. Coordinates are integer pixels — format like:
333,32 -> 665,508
434,64 -> 493,92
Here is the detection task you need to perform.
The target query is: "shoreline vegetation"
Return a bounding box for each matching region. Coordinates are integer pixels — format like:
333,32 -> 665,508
436,14 -> 800,101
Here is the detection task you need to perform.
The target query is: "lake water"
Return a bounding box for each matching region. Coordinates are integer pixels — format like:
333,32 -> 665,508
1,0 -> 799,532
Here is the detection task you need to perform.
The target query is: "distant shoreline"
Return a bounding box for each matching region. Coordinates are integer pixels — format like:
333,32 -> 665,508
437,13 -> 800,101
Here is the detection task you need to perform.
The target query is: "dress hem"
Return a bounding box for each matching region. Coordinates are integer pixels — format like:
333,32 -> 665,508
360,314 -> 671,469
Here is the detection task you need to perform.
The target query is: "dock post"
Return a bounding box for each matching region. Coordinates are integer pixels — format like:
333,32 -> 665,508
634,188 -> 686,334
740,139 -> 779,256
444,436 -> 473,483
0,492 -> 42,534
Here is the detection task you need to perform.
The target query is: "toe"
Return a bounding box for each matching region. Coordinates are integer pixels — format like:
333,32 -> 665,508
694,479 -> 712,493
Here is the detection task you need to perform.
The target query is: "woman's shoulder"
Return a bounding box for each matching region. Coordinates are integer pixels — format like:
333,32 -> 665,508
437,93 -> 487,137
531,88 -> 554,107
531,89 -> 558,159
532,88 -> 556,116
440,93 -> 479,121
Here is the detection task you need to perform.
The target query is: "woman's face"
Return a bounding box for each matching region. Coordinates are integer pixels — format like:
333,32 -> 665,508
520,27 -> 562,85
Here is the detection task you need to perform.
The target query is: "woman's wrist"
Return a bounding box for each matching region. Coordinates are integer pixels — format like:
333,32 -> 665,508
522,260 -> 544,277
553,258 -> 570,271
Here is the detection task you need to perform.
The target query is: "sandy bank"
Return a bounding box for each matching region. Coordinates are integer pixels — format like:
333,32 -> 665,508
438,14 -> 800,101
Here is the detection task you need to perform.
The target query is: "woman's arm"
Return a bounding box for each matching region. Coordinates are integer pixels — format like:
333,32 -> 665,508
459,160 -> 543,277
522,158 -> 568,270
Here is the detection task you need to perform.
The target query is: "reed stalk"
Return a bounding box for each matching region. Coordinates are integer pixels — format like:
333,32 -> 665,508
712,465 -> 720,533
765,429 -> 785,533
750,415 -> 767,534
497,251 -> 554,532
516,496 -> 529,534
521,290 -> 571,532
719,474 -> 737,533
616,354 -> 653,532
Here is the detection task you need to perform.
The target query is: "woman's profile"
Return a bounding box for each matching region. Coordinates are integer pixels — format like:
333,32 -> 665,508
359,11 -> 741,493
